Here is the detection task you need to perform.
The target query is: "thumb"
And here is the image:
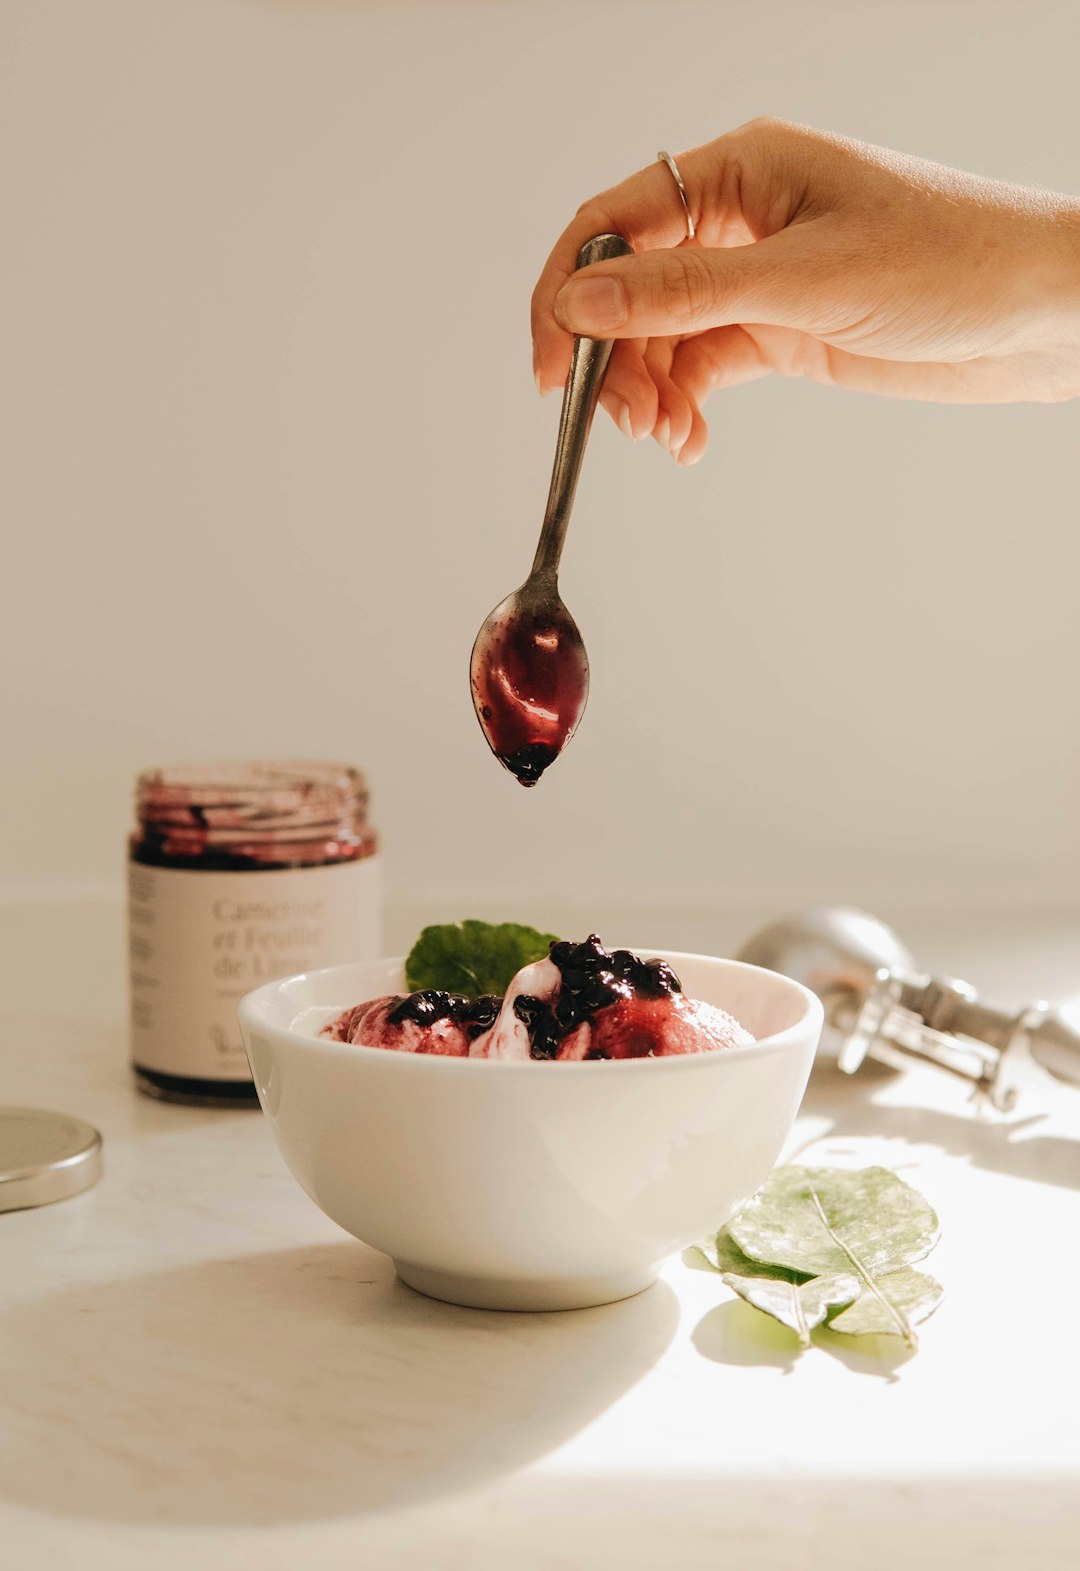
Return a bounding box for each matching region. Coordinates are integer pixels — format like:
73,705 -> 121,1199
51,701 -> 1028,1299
552,227 -> 830,339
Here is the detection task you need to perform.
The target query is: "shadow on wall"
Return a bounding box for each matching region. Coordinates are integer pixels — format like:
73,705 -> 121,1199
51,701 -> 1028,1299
0,1241 -> 678,1527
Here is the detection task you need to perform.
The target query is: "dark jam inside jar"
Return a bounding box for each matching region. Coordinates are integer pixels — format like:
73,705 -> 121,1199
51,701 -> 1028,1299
129,761 -> 377,1106
130,761 -> 376,872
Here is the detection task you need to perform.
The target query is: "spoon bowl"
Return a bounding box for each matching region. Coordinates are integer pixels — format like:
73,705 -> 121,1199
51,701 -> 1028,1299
470,233 -> 632,786
470,577 -> 589,787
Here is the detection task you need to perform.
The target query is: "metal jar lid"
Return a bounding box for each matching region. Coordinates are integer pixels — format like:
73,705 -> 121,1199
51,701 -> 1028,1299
0,1107 -> 103,1212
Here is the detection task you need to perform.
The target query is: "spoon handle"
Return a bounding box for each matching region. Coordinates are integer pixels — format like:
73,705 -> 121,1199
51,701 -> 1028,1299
531,232 -> 633,579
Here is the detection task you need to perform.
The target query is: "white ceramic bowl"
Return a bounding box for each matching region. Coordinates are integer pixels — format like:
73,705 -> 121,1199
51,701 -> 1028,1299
238,951 -> 823,1311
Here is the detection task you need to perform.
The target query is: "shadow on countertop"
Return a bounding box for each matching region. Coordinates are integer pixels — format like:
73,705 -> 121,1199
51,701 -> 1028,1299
0,1242 -> 678,1527
689,1295 -> 916,1381
800,1056 -> 1080,1193
684,1248 -> 917,1382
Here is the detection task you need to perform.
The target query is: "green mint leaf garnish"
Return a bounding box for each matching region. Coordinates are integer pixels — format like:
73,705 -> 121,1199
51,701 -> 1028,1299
404,919 -> 561,998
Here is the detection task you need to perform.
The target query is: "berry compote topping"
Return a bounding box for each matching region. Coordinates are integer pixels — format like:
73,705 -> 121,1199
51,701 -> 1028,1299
512,993 -> 561,1059
321,937 -> 752,1061
387,989 -> 501,1039
470,600 -> 589,787
510,935 -> 683,1060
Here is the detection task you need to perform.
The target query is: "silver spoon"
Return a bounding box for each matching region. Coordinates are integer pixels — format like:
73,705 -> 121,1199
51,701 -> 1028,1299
469,232 -> 633,786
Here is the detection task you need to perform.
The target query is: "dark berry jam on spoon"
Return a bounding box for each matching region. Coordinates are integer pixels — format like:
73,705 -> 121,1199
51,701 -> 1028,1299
470,232 -> 632,787
470,586 -> 589,786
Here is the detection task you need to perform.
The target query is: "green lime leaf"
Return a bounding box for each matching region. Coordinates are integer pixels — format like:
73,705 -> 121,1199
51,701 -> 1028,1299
825,1265 -> 943,1339
692,1227 -> 811,1284
722,1271 -> 862,1348
727,1165 -> 941,1349
691,1166 -> 943,1354
404,920 -> 561,998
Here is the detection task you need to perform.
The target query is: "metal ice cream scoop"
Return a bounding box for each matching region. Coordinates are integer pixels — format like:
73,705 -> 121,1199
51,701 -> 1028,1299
469,232 -> 633,787
737,906 -> 1080,1111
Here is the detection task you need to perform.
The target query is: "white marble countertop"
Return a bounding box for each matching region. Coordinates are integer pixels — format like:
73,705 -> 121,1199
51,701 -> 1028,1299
2,895 -> 1079,1569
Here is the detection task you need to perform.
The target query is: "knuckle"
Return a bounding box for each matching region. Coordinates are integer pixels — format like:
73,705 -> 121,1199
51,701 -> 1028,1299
734,115 -> 784,141
783,334 -> 831,382
574,196 -> 611,227
657,250 -> 719,328
736,115 -> 778,137
733,115 -> 811,147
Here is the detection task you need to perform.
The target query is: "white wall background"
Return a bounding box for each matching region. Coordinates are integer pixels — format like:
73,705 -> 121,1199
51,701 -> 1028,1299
3,0 -> 1079,936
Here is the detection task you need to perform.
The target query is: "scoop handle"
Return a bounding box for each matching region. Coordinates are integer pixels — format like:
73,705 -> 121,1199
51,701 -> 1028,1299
531,233 -> 633,579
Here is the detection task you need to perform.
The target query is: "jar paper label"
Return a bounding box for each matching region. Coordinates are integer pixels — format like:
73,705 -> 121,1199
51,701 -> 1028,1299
128,857 -> 382,1080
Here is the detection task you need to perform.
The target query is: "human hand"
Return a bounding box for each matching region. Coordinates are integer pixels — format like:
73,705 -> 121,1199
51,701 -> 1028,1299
531,120 -> 1080,464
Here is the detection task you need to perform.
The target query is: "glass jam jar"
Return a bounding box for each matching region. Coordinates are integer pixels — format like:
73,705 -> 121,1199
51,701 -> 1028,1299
128,761 -> 380,1106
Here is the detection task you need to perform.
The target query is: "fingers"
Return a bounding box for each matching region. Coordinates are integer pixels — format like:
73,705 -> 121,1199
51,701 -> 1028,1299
671,326 -> 773,400
596,341 -> 659,439
531,120 -> 822,392
531,153 -> 710,396
550,224 -> 841,347
531,130 -> 772,394
594,328 -> 772,463
666,327 -> 773,465
643,340 -> 694,458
